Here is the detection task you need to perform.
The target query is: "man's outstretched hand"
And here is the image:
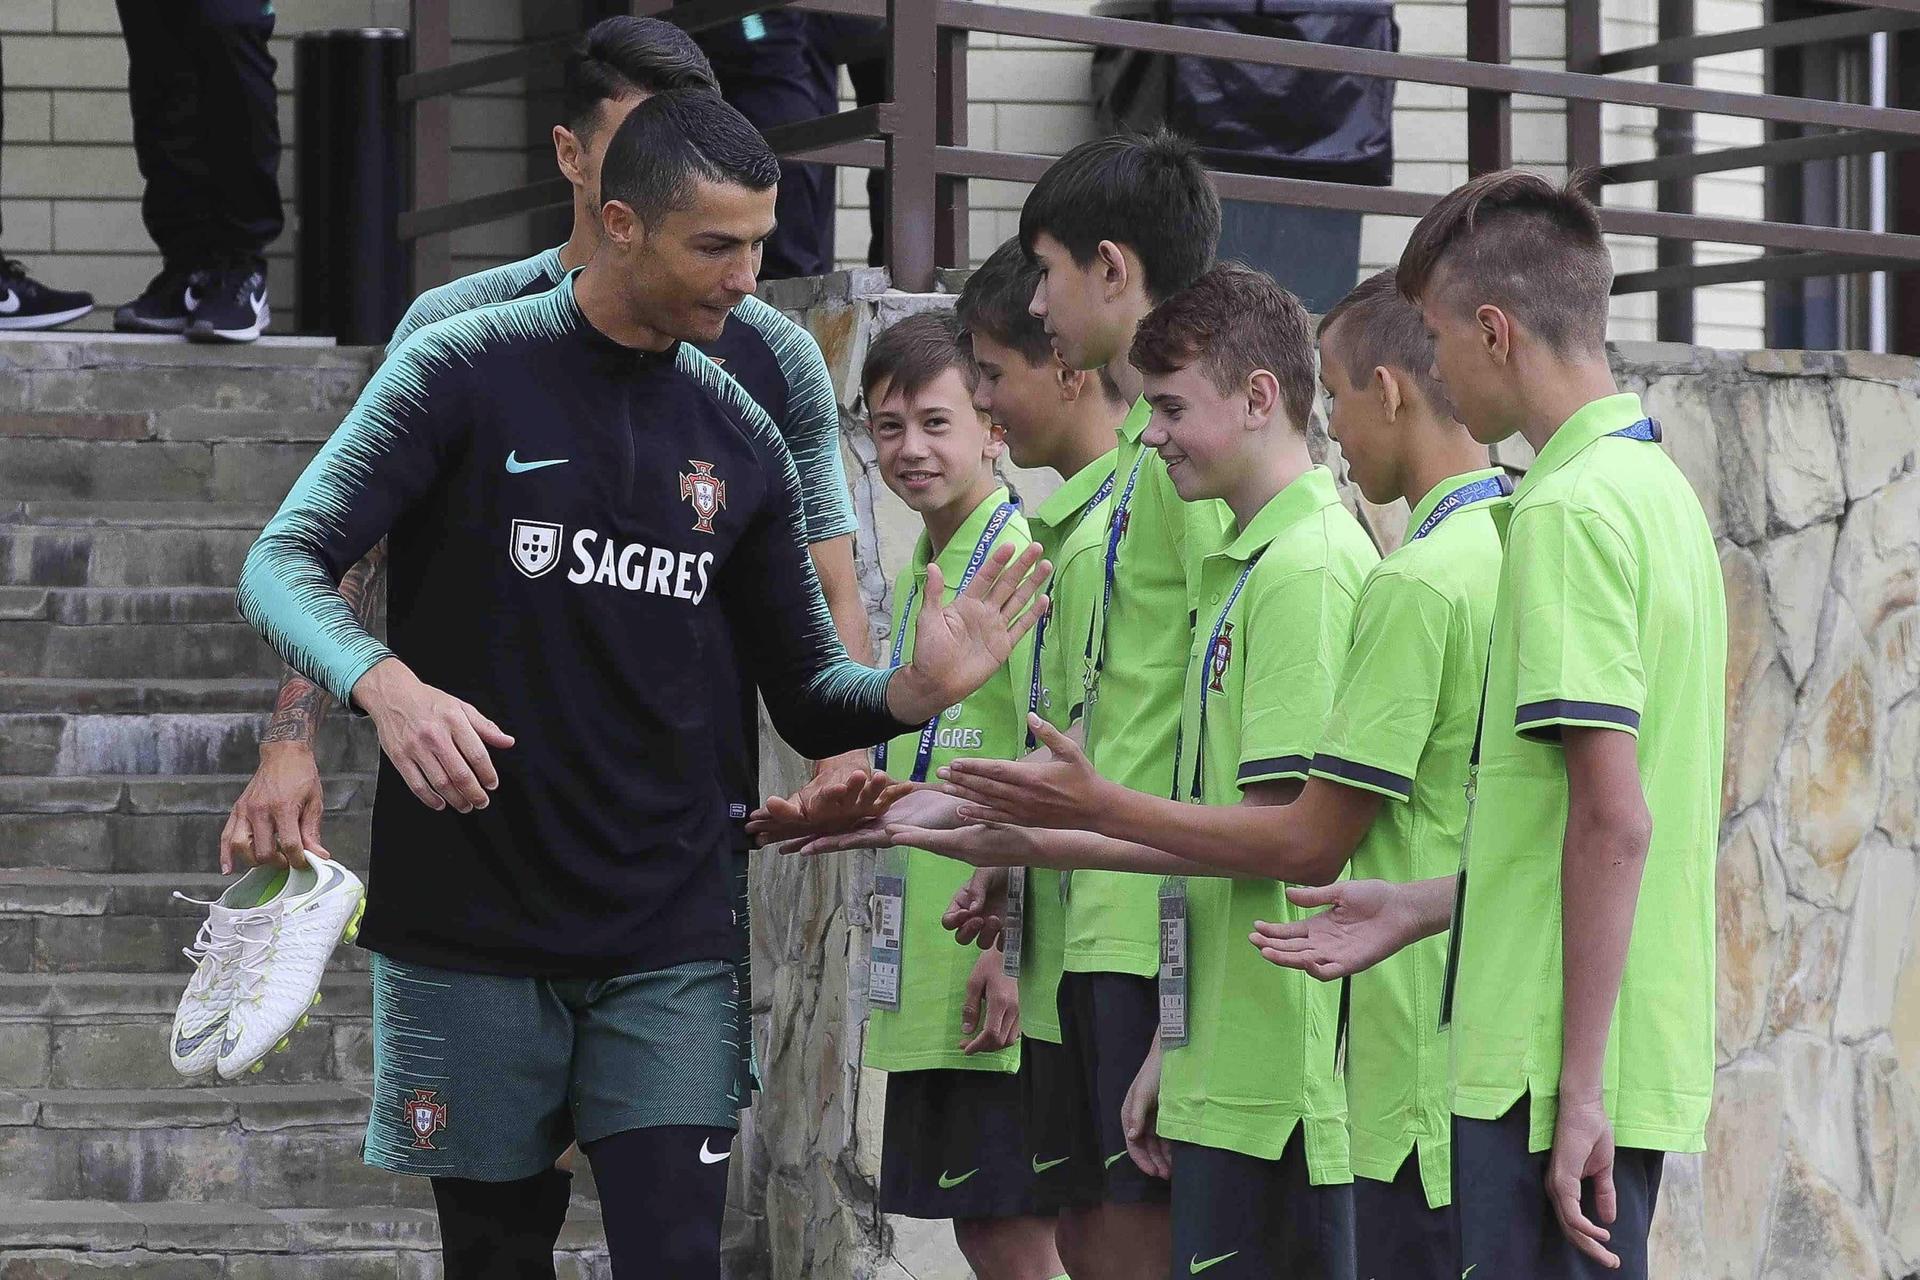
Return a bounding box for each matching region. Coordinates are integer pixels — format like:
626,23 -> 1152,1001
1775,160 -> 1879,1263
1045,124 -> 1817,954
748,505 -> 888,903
887,543 -> 1050,724
746,769 -> 915,848
939,714 -> 1109,830
1248,879 -> 1425,981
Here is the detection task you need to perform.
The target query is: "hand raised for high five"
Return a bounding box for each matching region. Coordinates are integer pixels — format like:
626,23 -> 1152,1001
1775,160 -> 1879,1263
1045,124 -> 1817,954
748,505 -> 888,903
758,786 -> 965,857
886,543 -> 1051,725
938,714 -> 1110,831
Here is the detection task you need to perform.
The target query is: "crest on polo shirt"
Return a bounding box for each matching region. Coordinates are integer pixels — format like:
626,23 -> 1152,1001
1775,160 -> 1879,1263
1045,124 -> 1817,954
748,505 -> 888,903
680,460 -> 727,534
405,1088 -> 447,1149
1208,622 -> 1235,693
509,519 -> 563,578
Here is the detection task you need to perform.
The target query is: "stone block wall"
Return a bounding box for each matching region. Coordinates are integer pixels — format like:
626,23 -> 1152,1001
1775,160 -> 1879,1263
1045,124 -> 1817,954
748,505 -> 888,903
727,273 -> 1920,1279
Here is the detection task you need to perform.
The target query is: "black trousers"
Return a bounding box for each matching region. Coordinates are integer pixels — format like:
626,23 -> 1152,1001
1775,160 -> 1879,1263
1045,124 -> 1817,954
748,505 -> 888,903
114,0 -> 284,267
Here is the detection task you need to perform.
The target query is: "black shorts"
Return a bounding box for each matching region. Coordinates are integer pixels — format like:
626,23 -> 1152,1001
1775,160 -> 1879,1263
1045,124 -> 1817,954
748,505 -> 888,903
879,1068 -> 1040,1220
1169,1133 -> 1356,1279
1453,1099 -> 1666,1280
1019,1034 -> 1096,1215
1040,971 -> 1171,1207
1355,1153 -> 1457,1280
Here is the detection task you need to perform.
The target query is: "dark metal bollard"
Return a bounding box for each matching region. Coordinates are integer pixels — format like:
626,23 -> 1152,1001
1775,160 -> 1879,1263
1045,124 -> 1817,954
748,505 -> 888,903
295,28 -> 410,346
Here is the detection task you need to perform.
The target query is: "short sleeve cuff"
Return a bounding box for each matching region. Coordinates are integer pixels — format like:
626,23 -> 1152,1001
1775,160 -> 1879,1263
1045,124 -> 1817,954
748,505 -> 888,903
1514,699 -> 1641,743
1308,753 -> 1415,803
1237,754 -> 1313,786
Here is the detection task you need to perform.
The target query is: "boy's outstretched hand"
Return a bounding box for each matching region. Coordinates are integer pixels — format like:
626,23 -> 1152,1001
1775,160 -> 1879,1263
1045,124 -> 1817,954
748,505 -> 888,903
887,543 -> 1052,724
888,821 -> 1035,870
1249,879 -> 1426,980
746,769 -> 915,848
938,714 -> 1110,830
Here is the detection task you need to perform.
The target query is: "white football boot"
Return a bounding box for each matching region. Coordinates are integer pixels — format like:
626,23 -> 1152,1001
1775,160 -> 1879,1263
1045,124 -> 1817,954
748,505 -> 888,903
169,866 -> 285,1077
215,857 -> 366,1079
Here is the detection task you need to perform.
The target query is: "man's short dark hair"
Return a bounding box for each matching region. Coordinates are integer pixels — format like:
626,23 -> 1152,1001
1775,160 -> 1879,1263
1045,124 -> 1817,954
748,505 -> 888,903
1397,169 -> 1613,357
1318,269 -> 1455,417
1131,264 -> 1316,433
598,90 -> 779,229
1018,130 -> 1222,304
862,310 -> 980,406
562,16 -> 718,140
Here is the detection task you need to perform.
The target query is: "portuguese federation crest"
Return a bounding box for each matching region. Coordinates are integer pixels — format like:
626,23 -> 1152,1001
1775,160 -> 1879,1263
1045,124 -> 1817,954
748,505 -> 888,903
405,1088 -> 447,1149
1208,621 -> 1235,693
679,460 -> 727,534
509,519 -> 563,579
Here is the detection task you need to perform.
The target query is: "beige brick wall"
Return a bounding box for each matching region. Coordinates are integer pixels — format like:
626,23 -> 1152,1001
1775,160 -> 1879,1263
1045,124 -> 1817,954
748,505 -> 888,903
8,0 -> 1770,347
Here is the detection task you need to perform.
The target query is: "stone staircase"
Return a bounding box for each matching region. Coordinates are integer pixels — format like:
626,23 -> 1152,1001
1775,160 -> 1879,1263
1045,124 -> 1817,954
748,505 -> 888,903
0,335 -> 608,1277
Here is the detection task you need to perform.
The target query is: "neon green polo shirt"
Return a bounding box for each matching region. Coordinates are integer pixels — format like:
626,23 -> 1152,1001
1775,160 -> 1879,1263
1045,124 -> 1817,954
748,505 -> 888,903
1449,394 -> 1725,1154
1070,398 -> 1232,976
1155,467 -> 1375,1177
1308,468 -> 1507,1207
1020,450 -> 1120,1043
864,486 -> 1035,1075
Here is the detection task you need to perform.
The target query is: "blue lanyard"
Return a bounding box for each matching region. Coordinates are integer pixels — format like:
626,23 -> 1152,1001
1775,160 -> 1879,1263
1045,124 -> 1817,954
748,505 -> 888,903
1181,552 -> 1263,802
1025,470 -> 1117,748
1411,473 -> 1514,542
877,502 -> 1018,781
1085,450 -> 1151,676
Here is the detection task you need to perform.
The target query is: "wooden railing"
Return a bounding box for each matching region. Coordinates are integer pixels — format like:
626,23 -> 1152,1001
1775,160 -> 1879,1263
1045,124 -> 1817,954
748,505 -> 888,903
400,0 -> 1920,341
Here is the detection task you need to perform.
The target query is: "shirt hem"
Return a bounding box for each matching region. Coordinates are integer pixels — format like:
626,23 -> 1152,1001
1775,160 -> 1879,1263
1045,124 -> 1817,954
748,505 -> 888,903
1514,699 -> 1642,742
1156,1112 -> 1352,1186
864,1049 -> 1020,1075
359,930 -> 736,980
1060,950 -> 1160,978
1308,754 -> 1414,803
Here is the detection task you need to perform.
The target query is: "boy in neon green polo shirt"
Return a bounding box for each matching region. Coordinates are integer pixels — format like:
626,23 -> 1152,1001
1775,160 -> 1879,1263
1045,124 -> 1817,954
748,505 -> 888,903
856,312 -> 1064,1279
924,269 -> 1506,1279
911,265 -> 1374,1278
1252,172 -> 1726,1280
955,238 -> 1128,1224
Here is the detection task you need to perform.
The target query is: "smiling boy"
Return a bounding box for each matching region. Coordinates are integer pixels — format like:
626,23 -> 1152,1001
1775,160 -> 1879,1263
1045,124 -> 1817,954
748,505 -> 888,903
858,311 -> 1064,1280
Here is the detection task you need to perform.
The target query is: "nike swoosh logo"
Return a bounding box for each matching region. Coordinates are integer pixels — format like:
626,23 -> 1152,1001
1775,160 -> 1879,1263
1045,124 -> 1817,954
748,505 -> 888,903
505,452 -> 569,474
1031,1154 -> 1070,1173
220,1025 -> 241,1057
1104,1151 -> 1127,1169
937,1168 -> 977,1189
174,1015 -> 227,1056
296,860 -> 350,911
1190,1251 -> 1239,1274
0,291 -> 19,314
699,1138 -> 731,1164
184,286 -> 200,310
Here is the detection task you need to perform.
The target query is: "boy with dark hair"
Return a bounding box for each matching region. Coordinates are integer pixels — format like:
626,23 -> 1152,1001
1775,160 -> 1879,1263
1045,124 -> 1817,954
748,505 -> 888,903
237,92 -> 1049,1279
1255,170 -> 1726,1280
908,263 -> 1373,1278
856,311 -> 1064,1280
1020,130 -> 1230,1280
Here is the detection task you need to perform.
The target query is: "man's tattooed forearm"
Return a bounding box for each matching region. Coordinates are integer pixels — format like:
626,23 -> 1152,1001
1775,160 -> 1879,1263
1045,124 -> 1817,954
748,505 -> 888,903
258,541 -> 387,746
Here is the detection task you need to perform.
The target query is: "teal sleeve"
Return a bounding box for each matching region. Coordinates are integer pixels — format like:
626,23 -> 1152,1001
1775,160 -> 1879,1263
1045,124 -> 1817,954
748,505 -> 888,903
731,296 -> 858,542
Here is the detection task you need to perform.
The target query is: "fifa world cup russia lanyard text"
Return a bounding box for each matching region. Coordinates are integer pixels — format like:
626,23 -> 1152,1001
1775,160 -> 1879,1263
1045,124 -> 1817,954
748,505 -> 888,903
877,502 -> 1019,782
1183,552 -> 1264,803
1025,470 -> 1117,748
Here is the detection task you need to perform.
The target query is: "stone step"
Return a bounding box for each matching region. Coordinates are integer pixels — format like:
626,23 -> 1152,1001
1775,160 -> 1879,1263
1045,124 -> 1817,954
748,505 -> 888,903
0,773 -> 376,814
0,804 -> 374,876
2,500 -> 282,529
0,522 -> 264,588
0,870 -> 373,976
0,972 -> 371,1091
0,617 -> 289,679
0,711 -> 379,776
0,438 -> 323,505
0,1201 -> 607,1279
0,1084 -> 435,1210
0,586 -> 247,625
0,677 -> 289,715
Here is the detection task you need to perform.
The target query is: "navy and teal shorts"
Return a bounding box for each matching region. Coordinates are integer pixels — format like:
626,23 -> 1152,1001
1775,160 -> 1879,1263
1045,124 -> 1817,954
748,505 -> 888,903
364,953 -> 743,1182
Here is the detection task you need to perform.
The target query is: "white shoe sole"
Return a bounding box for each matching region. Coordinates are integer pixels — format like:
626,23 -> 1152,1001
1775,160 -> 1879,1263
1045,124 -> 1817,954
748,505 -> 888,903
187,301 -> 269,344
0,303 -> 94,330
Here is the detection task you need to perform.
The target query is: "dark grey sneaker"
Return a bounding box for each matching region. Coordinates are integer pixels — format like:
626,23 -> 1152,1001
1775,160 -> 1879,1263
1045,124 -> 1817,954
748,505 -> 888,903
0,257 -> 95,330
186,260 -> 270,344
114,264 -> 200,334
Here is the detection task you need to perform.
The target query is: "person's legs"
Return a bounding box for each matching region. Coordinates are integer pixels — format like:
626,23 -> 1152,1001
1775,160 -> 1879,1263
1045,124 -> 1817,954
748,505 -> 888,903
431,1167 -> 572,1280
1169,1136 -> 1355,1280
584,1124 -> 734,1279
1353,1154 -> 1458,1280
185,0 -> 284,267
953,1213 -> 1066,1280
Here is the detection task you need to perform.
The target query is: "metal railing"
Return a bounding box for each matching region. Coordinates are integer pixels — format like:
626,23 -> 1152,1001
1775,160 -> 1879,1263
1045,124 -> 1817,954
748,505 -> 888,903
400,0 -> 1920,340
